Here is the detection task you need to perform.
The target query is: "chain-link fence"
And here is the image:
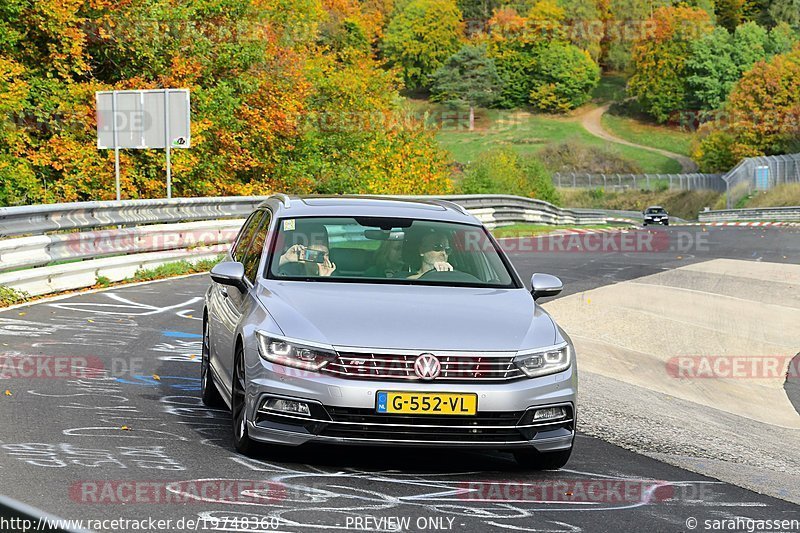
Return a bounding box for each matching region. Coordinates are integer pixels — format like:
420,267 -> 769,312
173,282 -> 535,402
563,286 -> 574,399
721,153 -> 800,208
553,173 -> 726,192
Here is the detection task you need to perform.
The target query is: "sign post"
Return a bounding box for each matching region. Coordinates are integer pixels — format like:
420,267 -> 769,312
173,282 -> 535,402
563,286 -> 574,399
96,89 -> 190,200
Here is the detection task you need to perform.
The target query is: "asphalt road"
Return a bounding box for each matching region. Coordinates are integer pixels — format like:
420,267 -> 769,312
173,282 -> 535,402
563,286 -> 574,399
0,226 -> 798,533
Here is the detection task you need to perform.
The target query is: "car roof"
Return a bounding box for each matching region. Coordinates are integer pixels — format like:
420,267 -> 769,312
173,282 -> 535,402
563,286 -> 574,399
257,195 -> 481,225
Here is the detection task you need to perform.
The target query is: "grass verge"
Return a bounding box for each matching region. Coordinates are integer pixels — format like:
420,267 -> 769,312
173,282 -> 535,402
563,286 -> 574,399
406,99 -> 683,174
492,224 -> 617,238
743,184 -> 800,208
601,113 -> 694,157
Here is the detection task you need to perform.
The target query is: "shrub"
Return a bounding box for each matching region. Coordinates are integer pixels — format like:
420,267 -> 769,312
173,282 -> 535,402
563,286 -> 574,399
538,142 -> 643,174
0,286 -> 29,307
459,149 -> 558,203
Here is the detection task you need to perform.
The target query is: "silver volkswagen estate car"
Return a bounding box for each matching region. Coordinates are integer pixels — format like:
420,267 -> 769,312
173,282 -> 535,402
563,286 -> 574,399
202,195 -> 577,469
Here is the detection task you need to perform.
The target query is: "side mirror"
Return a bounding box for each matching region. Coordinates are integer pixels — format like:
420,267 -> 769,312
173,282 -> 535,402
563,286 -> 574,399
531,273 -> 563,300
210,261 -> 247,292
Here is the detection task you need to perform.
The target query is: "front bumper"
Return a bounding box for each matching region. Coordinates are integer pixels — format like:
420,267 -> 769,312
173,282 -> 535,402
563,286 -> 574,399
644,218 -> 669,225
242,357 -> 577,452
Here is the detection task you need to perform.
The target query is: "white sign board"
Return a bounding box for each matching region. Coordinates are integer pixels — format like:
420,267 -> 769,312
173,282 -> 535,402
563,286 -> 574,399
96,89 -> 190,149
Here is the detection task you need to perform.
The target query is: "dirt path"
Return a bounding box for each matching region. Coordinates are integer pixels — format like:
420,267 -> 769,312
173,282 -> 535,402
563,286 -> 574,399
580,104 -> 699,173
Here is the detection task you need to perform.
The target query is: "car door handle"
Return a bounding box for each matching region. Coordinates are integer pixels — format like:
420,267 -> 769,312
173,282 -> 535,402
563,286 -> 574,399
220,287 -> 229,298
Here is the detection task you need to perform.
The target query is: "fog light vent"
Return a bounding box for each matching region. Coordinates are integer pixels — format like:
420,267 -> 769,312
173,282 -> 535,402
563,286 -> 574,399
533,407 -> 566,422
262,398 -> 311,416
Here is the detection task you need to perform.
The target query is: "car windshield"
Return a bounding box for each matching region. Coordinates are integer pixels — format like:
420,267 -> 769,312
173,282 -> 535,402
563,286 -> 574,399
646,208 -> 666,214
267,216 -> 516,288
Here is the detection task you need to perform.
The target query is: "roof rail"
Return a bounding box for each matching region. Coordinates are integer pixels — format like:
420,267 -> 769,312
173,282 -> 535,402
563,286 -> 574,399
432,199 -> 468,216
270,193 -> 291,208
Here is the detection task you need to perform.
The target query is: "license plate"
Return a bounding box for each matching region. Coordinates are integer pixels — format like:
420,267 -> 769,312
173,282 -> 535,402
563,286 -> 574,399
376,392 -> 477,415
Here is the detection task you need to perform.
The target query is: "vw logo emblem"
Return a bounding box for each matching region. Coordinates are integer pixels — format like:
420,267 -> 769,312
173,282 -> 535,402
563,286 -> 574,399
414,353 -> 441,380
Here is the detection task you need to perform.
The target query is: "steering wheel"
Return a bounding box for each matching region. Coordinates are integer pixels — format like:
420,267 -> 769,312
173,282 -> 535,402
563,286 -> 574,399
417,269 -> 482,283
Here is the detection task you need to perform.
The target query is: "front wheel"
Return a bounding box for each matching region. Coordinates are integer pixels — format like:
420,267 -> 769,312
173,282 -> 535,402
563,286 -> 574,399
513,447 -> 572,470
232,347 -> 259,456
201,319 -> 224,408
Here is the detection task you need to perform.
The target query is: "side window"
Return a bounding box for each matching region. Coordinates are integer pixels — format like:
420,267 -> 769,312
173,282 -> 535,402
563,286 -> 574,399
231,212 -> 262,264
242,211 -> 271,282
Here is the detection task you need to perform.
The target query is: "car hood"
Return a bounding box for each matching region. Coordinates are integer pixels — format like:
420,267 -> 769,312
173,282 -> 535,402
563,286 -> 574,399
256,281 -> 558,351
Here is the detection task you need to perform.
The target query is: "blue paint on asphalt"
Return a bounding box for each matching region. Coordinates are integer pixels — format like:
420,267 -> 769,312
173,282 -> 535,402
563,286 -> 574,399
163,331 -> 202,339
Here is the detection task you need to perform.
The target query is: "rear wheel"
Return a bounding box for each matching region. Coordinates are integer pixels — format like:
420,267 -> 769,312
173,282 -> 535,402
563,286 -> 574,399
200,319 -> 224,408
513,447 -> 572,470
232,347 -> 259,455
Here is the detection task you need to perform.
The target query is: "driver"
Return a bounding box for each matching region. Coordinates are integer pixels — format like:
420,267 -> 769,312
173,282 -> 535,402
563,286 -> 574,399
406,230 -> 454,280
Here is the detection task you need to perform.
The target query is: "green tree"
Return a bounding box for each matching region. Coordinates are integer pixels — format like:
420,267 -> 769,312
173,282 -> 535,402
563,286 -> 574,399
382,0 -> 463,89
685,27 -> 738,111
767,22 -> 800,55
430,44 -> 502,130
628,6 -> 713,122
528,42 -> 600,112
731,21 -> 769,74
768,0 -> 800,31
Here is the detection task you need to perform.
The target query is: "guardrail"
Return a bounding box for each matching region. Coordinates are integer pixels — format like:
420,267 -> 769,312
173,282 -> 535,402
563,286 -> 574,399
0,195 -> 610,299
698,206 -> 800,223
0,196 -> 262,238
553,172 -> 726,192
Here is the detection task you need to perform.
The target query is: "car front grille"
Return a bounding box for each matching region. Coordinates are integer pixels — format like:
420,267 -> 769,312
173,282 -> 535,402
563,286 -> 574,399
321,407 -> 527,442
322,351 -> 525,382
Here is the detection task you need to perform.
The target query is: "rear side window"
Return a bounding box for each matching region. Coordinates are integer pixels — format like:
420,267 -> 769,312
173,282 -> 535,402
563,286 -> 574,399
232,211 -> 262,263
242,211 -> 272,282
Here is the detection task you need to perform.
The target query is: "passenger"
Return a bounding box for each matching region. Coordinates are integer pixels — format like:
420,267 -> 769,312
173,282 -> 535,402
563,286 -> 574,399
278,223 -> 336,277
406,230 -> 454,280
364,238 -> 406,278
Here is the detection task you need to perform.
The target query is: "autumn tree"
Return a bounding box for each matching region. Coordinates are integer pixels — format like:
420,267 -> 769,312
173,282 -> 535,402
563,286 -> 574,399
0,0 -> 454,205
381,0 -> 463,89
693,45 -> 800,172
605,0 -> 670,71
487,1 -> 600,110
628,5 -> 713,122
715,0 -> 746,31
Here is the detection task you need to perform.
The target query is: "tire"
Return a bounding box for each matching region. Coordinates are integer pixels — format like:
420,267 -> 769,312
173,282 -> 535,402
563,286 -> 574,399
642,222 -> 647,227
513,447 -> 572,470
200,318 -> 224,408
231,346 -> 259,456
664,221 -> 669,226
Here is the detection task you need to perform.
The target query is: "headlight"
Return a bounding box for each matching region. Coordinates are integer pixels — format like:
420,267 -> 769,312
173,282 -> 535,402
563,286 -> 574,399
256,332 -> 337,371
513,343 -> 571,378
